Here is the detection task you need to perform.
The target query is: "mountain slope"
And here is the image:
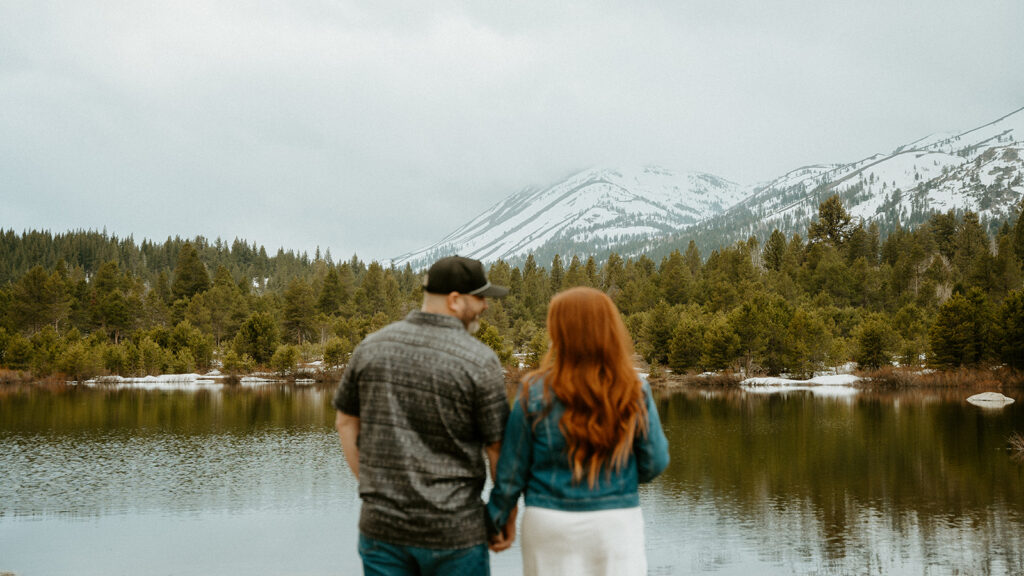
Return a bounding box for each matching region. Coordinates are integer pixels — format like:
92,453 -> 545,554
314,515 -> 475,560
669,106 -> 1024,257
392,166 -> 749,267
393,106 -> 1024,267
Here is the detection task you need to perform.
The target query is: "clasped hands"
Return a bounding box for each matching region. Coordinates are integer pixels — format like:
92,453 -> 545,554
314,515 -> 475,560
488,506 -> 519,552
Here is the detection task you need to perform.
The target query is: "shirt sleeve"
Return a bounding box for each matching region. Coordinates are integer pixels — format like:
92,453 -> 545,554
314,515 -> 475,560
635,380 -> 670,484
332,345 -> 363,416
486,388 -> 531,533
474,354 -> 510,445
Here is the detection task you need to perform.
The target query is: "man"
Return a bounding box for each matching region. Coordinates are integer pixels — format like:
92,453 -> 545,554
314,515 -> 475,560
334,255 -> 513,575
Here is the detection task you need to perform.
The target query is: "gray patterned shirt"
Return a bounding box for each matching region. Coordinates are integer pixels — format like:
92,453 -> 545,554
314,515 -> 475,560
333,310 -> 509,549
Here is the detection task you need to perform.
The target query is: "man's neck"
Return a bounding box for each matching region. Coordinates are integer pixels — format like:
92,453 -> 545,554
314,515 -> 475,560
421,293 -> 457,317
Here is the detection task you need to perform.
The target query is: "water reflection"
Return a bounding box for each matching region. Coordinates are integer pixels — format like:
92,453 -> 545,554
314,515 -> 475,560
0,385 -> 346,518
1,384 -> 1022,575
647,387 -> 1024,575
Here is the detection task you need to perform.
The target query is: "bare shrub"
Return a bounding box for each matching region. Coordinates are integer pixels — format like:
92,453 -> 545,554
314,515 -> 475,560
1010,432 -> 1024,462
861,366 -> 1024,389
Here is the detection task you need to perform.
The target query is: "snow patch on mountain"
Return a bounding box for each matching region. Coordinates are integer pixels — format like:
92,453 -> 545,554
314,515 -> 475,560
392,165 -> 749,267
716,105 -> 1024,242
391,106 -> 1024,268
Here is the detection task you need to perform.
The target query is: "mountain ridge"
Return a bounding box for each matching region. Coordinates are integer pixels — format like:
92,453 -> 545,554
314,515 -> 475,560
393,106 -> 1024,267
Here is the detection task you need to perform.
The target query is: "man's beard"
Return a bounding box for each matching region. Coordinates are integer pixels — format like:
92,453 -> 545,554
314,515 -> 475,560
462,309 -> 481,334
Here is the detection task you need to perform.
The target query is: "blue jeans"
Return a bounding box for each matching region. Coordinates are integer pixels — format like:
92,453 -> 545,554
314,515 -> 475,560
358,534 -> 490,576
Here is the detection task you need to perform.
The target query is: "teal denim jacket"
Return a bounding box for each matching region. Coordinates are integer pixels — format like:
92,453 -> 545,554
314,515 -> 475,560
486,378 -> 670,531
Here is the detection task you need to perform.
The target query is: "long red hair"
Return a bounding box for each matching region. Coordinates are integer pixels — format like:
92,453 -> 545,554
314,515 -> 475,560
526,286 -> 647,487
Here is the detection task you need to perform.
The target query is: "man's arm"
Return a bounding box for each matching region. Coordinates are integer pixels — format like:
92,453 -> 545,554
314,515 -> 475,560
485,441 -> 501,482
336,410 -> 361,480
485,440 -> 519,552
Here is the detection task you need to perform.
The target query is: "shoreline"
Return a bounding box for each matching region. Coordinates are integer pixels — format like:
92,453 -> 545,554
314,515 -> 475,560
0,366 -> 344,389
647,365 -> 1024,392
3,365 -> 1024,394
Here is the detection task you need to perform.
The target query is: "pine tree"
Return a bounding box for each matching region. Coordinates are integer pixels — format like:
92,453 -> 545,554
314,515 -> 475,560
667,312 -> 703,373
476,320 -> 513,366
564,255 -> 587,288
323,336 -> 353,367
953,212 -> 993,290
701,314 -> 739,371
283,277 -> 316,344
318,269 -> 345,315
526,330 -> 548,368
683,240 -> 702,274
154,270 -> 172,304
659,250 -> 690,305
854,314 -> 896,370
585,257 -> 598,288
763,230 -> 787,272
10,265 -> 70,333
929,289 -> 991,368
993,228 -> 1022,298
729,292 -> 792,375
784,306 -> 831,378
171,242 -> 210,301
1013,201 -> 1024,265
270,344 -> 301,376
549,255 -> 564,293
998,290 -> 1024,369
808,195 -> 854,247
601,253 -> 626,292
642,301 -> 677,365
234,311 -> 280,365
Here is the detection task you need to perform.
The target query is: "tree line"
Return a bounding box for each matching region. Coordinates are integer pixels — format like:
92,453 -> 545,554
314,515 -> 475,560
2,195 -> 1024,381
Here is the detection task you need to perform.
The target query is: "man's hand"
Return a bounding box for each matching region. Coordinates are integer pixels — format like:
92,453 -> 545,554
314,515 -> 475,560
488,505 -> 518,552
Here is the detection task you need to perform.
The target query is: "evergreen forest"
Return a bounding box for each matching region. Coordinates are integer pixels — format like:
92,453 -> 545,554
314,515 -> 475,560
2,195 -> 1024,382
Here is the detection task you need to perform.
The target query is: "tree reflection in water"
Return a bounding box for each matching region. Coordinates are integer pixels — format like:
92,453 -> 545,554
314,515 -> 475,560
645,387 -> 1024,575
1,383 -> 1022,575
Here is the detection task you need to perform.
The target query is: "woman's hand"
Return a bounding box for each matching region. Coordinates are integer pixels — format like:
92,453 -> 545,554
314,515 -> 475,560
488,505 -> 519,552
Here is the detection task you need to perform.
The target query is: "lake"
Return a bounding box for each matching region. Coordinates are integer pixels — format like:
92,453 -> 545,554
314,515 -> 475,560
1,382 -> 1022,575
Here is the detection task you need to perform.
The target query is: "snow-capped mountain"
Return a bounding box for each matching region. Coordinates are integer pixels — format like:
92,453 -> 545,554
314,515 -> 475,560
393,106 -> 1024,267
392,166 -> 749,267
684,106 -> 1024,253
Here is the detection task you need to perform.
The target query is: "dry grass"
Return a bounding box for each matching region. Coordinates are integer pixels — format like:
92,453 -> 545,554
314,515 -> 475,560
1010,432 -> 1024,454
503,366 -> 531,399
0,368 -> 71,386
859,366 -> 1024,390
654,371 -> 741,389
0,368 -> 35,384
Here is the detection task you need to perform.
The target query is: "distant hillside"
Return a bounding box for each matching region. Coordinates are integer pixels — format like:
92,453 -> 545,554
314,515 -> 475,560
657,106 -> 1024,260
391,166 -> 749,268
393,106 -> 1024,266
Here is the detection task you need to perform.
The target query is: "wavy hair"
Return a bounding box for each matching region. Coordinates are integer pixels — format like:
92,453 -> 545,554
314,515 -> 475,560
525,287 -> 647,487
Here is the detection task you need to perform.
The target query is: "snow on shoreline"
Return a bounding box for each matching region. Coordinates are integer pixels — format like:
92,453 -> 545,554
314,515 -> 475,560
742,374 -> 861,387
79,371 -> 285,389
740,374 -> 862,397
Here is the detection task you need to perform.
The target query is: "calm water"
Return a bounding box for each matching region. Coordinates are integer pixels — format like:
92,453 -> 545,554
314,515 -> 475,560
1,383 -> 1023,575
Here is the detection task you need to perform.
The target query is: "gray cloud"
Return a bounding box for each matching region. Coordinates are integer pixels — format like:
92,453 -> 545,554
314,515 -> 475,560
2,0 -> 1022,261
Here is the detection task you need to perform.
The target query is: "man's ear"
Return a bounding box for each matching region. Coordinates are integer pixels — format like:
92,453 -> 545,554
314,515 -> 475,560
445,291 -> 461,312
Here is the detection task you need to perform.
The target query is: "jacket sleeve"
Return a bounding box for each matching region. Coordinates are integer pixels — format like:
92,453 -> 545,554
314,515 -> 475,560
635,380 -> 670,483
486,390 -> 532,533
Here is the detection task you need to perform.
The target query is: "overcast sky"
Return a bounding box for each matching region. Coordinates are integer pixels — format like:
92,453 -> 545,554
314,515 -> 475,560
2,1 -> 1022,262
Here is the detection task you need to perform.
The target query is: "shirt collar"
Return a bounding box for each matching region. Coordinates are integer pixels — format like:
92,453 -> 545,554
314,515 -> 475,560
406,309 -> 467,330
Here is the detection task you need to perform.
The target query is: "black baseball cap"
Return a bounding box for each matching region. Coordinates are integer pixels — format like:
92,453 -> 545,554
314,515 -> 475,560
423,256 -> 509,298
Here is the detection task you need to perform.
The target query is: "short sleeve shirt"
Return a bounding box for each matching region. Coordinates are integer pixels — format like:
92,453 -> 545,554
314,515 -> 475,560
333,310 -> 509,549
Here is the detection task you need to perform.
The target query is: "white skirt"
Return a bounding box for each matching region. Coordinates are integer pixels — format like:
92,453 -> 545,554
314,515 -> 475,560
520,506 -> 647,576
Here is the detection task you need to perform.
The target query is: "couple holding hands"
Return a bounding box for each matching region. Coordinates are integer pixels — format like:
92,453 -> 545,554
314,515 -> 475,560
335,256 -> 669,576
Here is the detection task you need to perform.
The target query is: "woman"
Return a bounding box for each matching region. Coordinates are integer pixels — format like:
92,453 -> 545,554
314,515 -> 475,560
487,287 -> 670,576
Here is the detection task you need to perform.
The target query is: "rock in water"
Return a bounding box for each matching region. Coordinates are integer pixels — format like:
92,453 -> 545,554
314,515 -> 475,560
966,392 -> 1016,408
